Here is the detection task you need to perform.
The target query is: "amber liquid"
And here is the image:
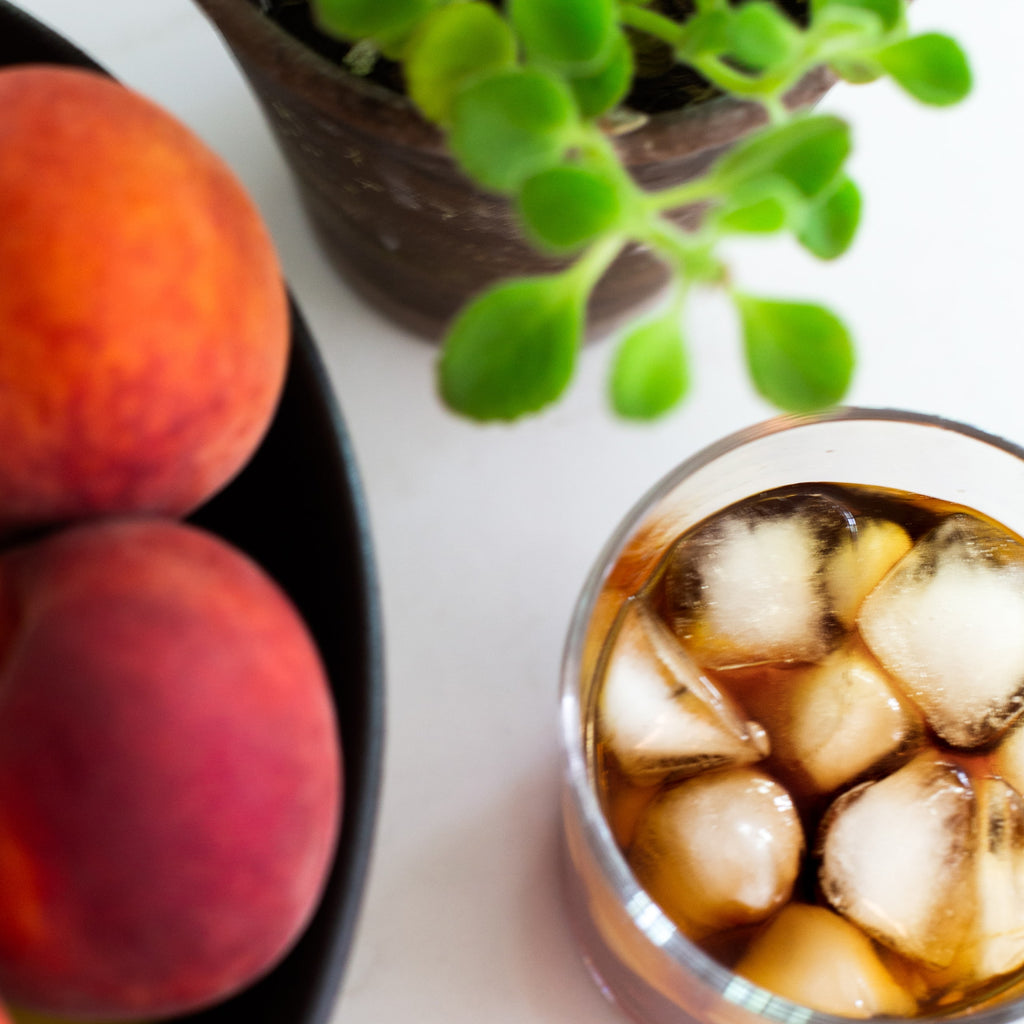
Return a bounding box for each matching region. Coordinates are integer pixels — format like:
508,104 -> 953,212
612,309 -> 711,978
589,483 -> 1024,1017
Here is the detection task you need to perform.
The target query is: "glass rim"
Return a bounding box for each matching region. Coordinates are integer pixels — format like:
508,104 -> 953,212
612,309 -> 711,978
559,405 -> 1024,1024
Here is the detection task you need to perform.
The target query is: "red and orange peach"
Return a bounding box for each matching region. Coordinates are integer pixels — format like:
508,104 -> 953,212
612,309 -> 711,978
0,66 -> 289,538
0,517 -> 342,1020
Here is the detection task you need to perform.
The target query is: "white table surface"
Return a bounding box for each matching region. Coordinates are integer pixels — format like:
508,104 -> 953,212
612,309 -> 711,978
7,2 -> 1023,1021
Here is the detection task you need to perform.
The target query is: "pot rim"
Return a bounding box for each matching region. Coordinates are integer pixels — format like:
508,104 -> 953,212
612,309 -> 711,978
191,0 -> 836,162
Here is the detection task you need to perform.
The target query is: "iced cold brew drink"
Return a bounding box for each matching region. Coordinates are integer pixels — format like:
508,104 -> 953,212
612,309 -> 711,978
560,412 -> 1024,1024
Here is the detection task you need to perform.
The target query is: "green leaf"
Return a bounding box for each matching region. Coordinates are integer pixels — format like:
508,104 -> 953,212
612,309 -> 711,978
677,10 -> 731,58
510,0 -> 617,72
610,315 -> 690,419
810,6 -> 886,64
726,2 -> 800,72
878,32 -> 972,106
713,115 -> 851,200
736,294 -> 855,411
829,56 -> 883,84
813,0 -> 902,32
438,275 -> 584,420
720,195 -> 788,233
448,68 -> 578,193
797,175 -> 862,259
312,0 -> 432,44
720,192 -> 782,232
717,177 -> 799,234
404,4 -> 517,124
518,164 -> 625,252
568,28 -> 634,117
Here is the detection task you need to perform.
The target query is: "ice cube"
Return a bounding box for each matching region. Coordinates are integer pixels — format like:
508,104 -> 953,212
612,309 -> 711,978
628,767 -> 803,939
858,513 -> 1024,748
996,721 -> 1024,796
736,639 -> 924,796
900,777 -> 1024,1003
598,598 -> 769,782
662,492 -> 854,669
819,753 -> 976,969
828,516 -> 913,629
734,903 -> 918,1017
963,777 -> 1024,982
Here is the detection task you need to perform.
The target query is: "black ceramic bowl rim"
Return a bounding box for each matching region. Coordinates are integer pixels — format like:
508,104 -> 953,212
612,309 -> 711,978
0,6 -> 385,1022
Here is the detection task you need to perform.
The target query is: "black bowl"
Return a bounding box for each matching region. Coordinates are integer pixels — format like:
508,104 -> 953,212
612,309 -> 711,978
0,5 -> 385,1022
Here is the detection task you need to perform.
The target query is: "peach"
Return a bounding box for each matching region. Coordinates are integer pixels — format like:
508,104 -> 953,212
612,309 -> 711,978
0,66 -> 289,538
0,517 -> 341,1020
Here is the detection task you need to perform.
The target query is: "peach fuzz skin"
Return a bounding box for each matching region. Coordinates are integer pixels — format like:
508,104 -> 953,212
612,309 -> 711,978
0,517 -> 342,1020
0,66 -> 289,538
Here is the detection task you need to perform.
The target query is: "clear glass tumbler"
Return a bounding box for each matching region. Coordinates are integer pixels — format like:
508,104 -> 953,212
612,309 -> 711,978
559,408 -> 1024,1024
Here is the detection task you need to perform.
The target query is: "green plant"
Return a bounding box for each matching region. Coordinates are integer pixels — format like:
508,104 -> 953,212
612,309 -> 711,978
308,0 -> 970,420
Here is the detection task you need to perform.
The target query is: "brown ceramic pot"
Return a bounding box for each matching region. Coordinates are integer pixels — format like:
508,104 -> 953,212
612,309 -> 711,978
192,0 -> 834,340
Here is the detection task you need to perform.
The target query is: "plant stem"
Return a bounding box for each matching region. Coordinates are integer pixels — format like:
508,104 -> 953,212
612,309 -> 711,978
641,213 -> 722,287
617,4 -> 686,47
566,234 -> 627,296
646,176 -> 719,215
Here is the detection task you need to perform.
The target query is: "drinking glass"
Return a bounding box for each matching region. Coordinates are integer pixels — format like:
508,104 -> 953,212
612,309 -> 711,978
559,408 -> 1024,1024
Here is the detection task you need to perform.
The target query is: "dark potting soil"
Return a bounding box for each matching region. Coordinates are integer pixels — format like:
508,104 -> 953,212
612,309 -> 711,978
254,0 -> 811,116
